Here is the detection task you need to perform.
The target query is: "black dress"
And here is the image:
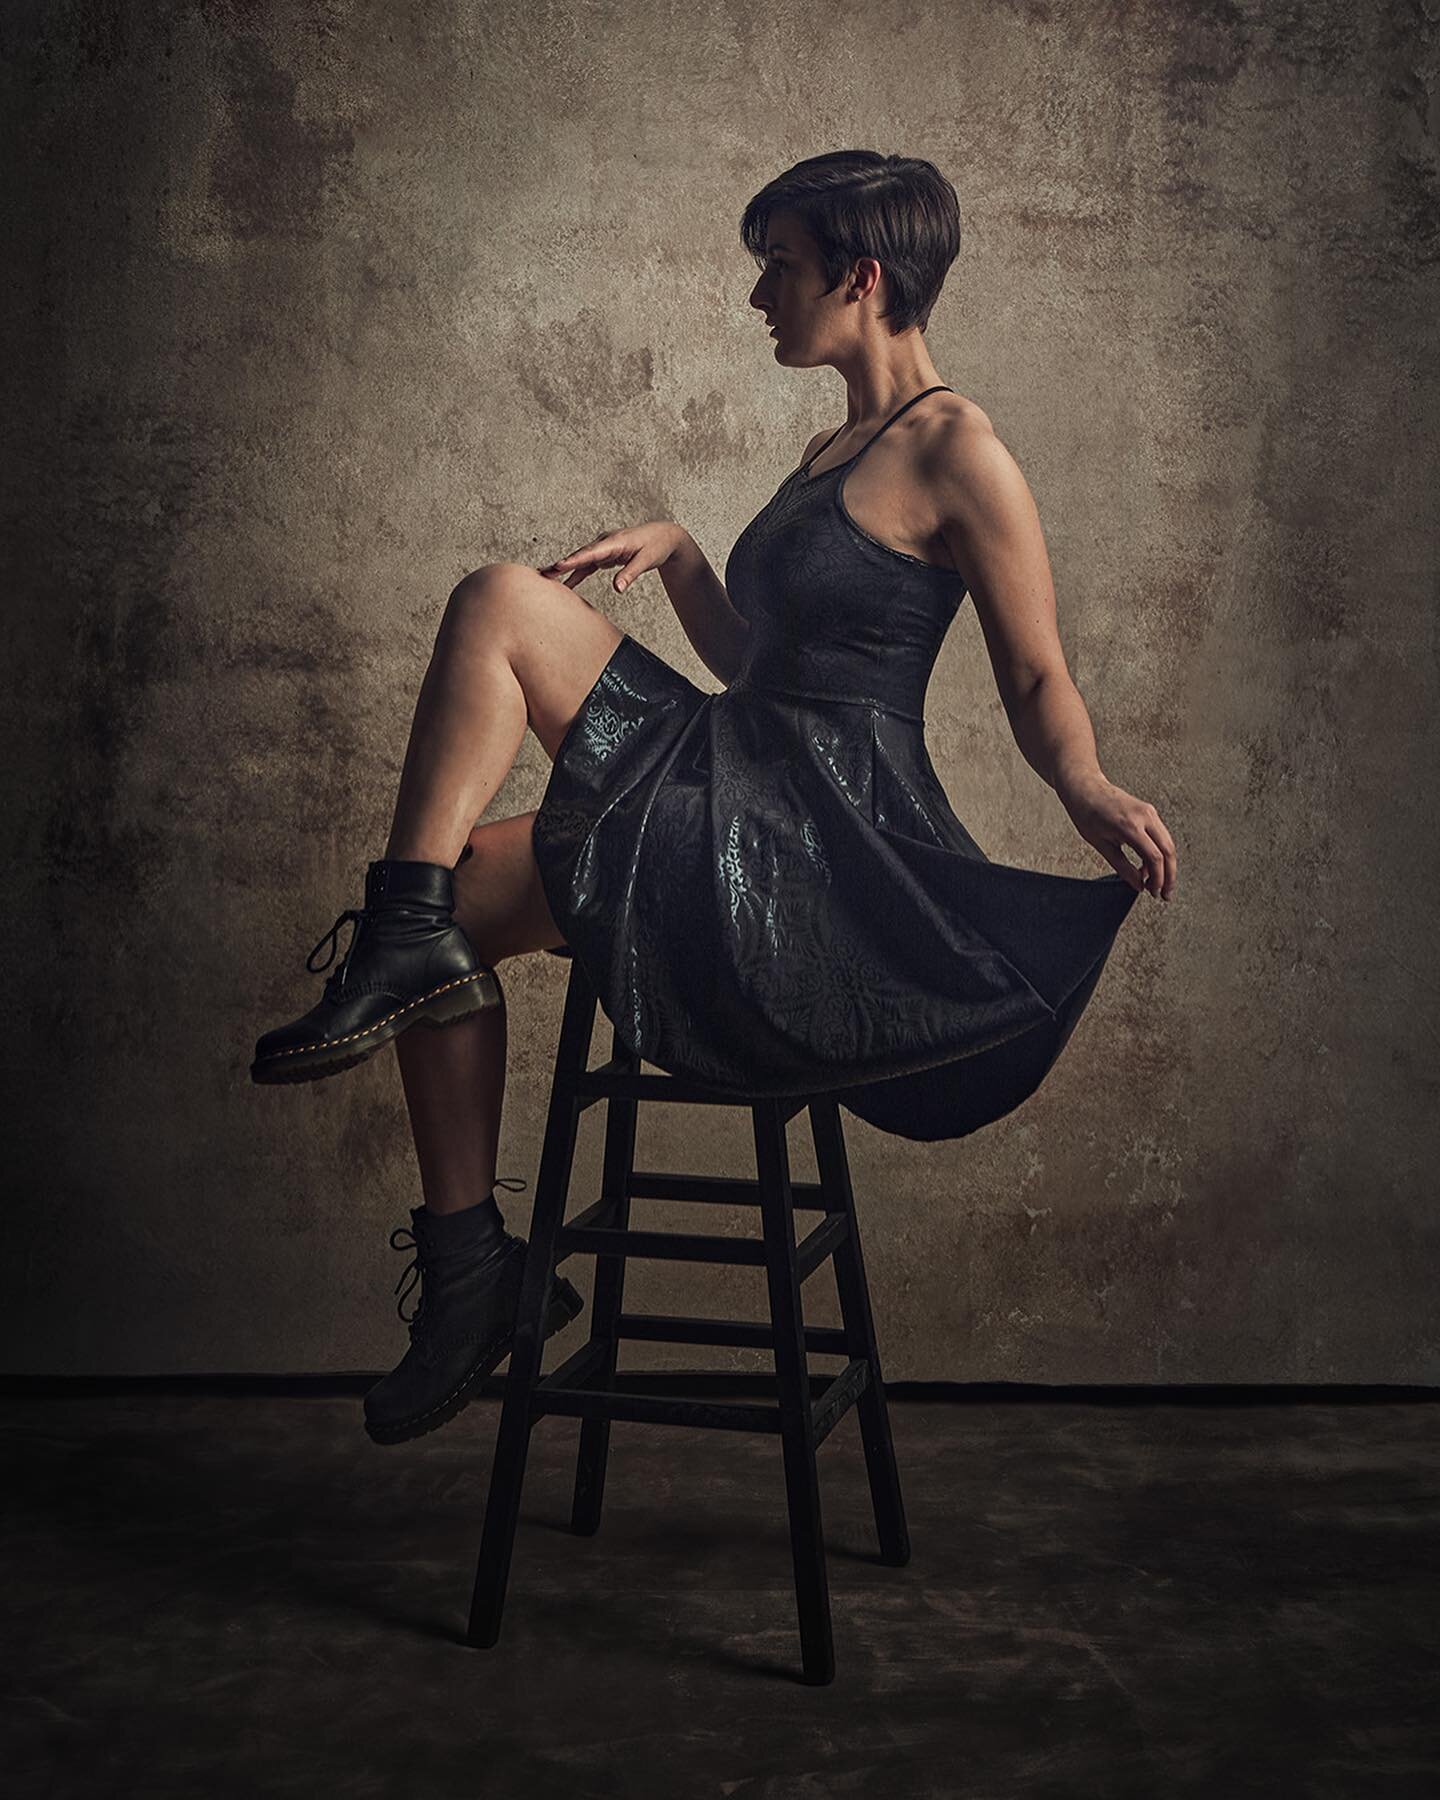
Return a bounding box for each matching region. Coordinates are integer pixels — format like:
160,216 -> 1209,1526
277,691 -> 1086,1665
531,385 -> 1138,1142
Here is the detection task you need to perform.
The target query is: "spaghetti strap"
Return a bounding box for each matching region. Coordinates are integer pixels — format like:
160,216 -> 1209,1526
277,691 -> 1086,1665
799,423 -> 847,476
852,383 -> 952,465
799,383 -> 952,477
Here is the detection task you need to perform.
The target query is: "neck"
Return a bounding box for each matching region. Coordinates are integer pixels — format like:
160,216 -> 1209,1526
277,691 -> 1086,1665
830,338 -> 946,428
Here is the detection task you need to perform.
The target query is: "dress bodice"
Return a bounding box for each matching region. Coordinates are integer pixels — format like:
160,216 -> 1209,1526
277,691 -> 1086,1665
722,385 -> 968,723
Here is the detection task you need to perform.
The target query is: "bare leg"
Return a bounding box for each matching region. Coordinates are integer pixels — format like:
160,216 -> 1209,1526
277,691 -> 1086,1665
384,562 -> 624,866
383,565 -> 625,1213
394,810 -> 571,1214
384,585 -> 530,866
396,987 -> 508,1214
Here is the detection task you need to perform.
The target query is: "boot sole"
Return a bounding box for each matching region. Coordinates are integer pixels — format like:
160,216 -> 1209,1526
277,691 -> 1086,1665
364,1275 -> 586,1446
250,968 -> 502,1086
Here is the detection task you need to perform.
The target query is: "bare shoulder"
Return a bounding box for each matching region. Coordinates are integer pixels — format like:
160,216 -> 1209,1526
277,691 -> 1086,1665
931,390 -> 992,438
923,394 -> 1007,480
923,400 -> 1039,536
801,390 -> 983,470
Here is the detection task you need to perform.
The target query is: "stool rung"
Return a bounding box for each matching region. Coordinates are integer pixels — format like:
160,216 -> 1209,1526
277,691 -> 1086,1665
615,1310 -> 850,1356
536,1383 -> 782,1432
558,1218 -> 769,1265
556,1206 -> 851,1275
527,1358 -> 873,1438
567,1061 -> 809,1122
626,1170 -> 836,1211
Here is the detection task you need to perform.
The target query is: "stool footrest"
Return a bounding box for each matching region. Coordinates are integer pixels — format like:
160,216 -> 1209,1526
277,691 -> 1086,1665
526,1356 -> 872,1439
627,1170 -> 838,1211
559,1220 -> 768,1265
614,1310 -> 850,1356
559,1204 -> 851,1274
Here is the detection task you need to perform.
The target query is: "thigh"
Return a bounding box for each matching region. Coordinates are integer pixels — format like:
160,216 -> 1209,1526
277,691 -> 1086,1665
452,562 -> 626,762
451,810 -> 568,964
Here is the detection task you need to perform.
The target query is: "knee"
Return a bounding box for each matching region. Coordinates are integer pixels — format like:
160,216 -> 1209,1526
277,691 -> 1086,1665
448,561 -> 533,605
441,562 -> 534,640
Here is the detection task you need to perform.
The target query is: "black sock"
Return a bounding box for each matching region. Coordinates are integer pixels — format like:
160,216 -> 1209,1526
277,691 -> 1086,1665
414,1191 -> 505,1251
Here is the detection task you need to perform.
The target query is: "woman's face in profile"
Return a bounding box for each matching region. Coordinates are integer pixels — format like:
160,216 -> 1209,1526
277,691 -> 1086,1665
749,209 -> 825,364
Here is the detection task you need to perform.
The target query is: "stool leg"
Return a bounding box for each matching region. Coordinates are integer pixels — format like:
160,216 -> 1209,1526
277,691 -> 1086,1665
753,1100 -> 835,1686
810,1097 -> 910,1567
571,1021 -> 638,1535
467,962 -> 594,1647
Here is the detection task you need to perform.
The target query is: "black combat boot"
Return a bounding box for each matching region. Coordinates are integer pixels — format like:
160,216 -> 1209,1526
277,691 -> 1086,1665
363,1177 -> 585,1446
251,850 -> 498,1085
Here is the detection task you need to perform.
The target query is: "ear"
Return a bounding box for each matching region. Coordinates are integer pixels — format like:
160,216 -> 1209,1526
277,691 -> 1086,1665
850,254 -> 884,302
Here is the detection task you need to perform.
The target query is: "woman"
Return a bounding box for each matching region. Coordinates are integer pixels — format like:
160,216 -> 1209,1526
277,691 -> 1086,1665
251,150 -> 1176,1446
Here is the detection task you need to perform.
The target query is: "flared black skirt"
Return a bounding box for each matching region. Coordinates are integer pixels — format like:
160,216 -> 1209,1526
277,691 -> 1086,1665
531,633 -> 1136,1142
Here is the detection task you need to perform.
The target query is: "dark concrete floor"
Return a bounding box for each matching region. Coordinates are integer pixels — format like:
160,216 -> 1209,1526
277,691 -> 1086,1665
2,1389 -> 1437,1798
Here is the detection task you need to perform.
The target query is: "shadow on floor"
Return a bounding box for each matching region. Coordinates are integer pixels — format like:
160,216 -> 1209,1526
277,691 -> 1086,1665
3,1391 -> 1438,1797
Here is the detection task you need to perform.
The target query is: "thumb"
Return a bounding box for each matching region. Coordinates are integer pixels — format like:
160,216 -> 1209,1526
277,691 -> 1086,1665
614,554 -> 648,593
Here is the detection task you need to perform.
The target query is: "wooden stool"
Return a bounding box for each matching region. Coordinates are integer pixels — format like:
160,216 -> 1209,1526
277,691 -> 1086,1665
467,946 -> 909,1684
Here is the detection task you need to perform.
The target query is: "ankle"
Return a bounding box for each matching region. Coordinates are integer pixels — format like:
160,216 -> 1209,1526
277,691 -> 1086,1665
382,841 -> 471,870
414,1191 -> 506,1249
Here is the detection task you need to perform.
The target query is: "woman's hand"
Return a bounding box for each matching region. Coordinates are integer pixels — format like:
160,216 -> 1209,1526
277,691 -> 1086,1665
538,521 -> 691,595
1058,772 -> 1177,900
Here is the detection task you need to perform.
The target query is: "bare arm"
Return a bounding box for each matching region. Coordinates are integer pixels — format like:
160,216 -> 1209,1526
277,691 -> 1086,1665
658,532 -> 749,686
659,430 -> 835,686
934,416 -> 1177,900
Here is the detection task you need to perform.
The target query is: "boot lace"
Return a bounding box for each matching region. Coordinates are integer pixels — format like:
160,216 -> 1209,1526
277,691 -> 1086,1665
306,909 -> 366,996
305,899 -> 450,998
389,1176 -> 530,1341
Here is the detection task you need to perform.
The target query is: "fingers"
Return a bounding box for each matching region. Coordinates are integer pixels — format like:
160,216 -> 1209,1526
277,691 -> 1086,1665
1149,815 -> 1178,900
548,560 -> 598,589
1132,805 -> 1176,900
539,537 -> 652,596
1092,791 -> 1176,902
538,552 -> 598,586
537,563 -> 585,588
539,536 -> 620,584
1114,831 -> 1160,897
1120,824 -> 1173,899
1145,826 -> 1177,900
1102,844 -> 1146,893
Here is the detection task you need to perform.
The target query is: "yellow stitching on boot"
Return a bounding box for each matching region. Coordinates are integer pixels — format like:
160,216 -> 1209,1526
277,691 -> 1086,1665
266,972 -> 498,1060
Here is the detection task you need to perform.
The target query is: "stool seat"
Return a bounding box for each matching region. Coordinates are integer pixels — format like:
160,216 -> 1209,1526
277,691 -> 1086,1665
469,946 -> 910,1684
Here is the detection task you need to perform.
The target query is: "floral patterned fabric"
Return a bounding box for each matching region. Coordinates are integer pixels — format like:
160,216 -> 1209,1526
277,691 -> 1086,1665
531,387 -> 1137,1141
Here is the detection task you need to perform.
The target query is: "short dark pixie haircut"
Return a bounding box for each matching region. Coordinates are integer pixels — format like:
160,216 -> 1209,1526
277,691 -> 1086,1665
740,150 -> 962,335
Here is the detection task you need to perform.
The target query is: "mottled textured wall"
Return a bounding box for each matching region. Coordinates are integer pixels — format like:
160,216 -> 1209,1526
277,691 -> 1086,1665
5,0 -> 1436,1379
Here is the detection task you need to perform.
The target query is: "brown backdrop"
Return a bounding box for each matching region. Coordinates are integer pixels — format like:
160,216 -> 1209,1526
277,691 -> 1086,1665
5,0 -> 1436,1379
